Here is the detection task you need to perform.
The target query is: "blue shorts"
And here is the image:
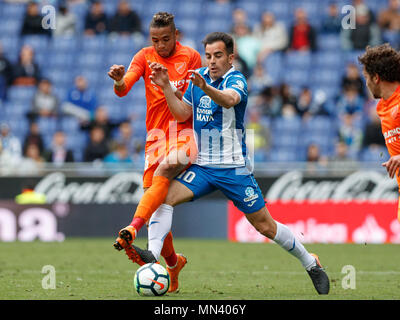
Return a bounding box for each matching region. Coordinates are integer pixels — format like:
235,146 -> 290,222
175,164 -> 266,214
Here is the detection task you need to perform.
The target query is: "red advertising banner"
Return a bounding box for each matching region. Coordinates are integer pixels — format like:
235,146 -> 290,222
228,201 -> 400,244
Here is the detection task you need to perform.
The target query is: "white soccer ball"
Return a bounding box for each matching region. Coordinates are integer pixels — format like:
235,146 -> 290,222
134,263 -> 170,296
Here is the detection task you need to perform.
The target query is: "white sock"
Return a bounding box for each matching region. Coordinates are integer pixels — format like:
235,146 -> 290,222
273,221 -> 316,270
148,204 -> 173,261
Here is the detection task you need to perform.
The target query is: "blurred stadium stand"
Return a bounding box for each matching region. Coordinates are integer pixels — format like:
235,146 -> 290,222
0,0 -> 397,169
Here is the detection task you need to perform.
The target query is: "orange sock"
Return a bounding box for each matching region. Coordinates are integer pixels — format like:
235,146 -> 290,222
130,176 -> 170,229
161,231 -> 177,267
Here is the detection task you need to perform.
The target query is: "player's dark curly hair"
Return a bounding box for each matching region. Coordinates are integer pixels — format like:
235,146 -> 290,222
358,44 -> 400,82
150,12 -> 176,31
202,32 -> 234,55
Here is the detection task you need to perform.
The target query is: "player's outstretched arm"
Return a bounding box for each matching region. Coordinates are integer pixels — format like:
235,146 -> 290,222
188,70 -> 240,109
149,62 -> 192,122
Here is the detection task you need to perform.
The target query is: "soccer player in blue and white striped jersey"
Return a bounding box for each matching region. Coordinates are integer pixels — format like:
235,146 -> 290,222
140,32 -> 330,294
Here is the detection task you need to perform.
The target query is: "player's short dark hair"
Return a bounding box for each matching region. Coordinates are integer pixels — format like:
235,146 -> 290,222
202,32 -> 234,55
358,44 -> 400,82
150,12 -> 176,31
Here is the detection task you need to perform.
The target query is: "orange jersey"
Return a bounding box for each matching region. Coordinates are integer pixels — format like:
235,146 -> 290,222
114,41 -> 202,134
377,85 -> 400,189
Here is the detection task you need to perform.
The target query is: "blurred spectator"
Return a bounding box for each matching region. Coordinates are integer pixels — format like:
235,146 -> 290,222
288,8 -> 317,51
353,0 -> 375,23
62,75 -> 98,122
253,12 -> 288,62
53,3 -> 77,37
321,2 -> 342,34
305,143 -> 328,173
250,86 -> 282,118
245,109 -> 270,162
329,141 -> 358,172
231,8 -> 249,30
20,143 -> 44,174
336,85 -> 364,117
80,106 -> 121,142
23,122 -> 44,155
247,63 -> 273,94
232,23 -> 261,71
43,131 -> 74,165
279,83 -> 297,108
12,45 -> 41,86
104,143 -> 133,163
112,121 -> 144,159
362,108 -> 386,149
83,126 -> 109,162
0,43 -> 13,101
378,0 -> 400,49
341,5 -> 381,50
232,45 -> 250,79
341,63 -> 366,98
28,78 -> 59,121
109,0 -> 142,36
295,87 -> 325,118
20,1 -> 51,36
84,0 -> 108,36
0,123 -> 22,162
338,113 -> 364,157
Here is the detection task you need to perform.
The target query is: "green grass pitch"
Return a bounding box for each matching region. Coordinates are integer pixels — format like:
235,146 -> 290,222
0,238 -> 399,300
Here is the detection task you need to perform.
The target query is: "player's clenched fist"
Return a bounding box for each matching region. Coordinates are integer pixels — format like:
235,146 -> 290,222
108,65 -> 125,81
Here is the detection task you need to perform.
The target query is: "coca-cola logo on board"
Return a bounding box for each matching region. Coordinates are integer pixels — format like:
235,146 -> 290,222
266,170 -> 398,202
34,172 -> 144,204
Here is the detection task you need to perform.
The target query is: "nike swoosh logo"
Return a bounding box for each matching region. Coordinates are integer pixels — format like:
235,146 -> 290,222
148,278 -> 165,290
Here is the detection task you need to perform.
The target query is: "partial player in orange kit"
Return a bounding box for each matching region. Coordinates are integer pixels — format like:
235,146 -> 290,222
108,12 -> 201,292
359,44 -> 400,220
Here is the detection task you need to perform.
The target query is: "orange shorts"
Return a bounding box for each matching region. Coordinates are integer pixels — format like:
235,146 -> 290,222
142,129 -> 197,188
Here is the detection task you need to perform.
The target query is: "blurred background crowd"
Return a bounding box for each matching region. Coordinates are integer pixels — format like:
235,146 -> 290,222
0,0 -> 399,175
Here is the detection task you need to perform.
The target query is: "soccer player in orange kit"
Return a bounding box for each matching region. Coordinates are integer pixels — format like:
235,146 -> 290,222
359,44 -> 400,221
108,12 -> 201,292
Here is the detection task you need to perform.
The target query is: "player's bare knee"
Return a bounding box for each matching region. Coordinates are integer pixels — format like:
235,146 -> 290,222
253,220 -> 275,239
155,162 -> 184,180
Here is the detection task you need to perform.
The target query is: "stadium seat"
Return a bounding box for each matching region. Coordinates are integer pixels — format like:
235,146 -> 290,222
314,52 -> 344,69
37,118 -> 58,135
271,116 -> 302,133
282,69 -> 310,88
21,35 -> 49,53
0,18 -> 21,36
317,34 -> 341,51
2,3 -> 26,19
81,35 -> 106,52
285,51 -> 312,70
61,117 -> 81,132
7,87 -> 36,103
268,148 -> 299,162
263,0 -> 291,22
50,36 -> 80,53
48,52 -> 77,69
77,52 -> 105,70
204,1 -> 233,19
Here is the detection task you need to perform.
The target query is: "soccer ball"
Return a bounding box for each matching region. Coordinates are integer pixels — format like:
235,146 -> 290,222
134,263 -> 170,296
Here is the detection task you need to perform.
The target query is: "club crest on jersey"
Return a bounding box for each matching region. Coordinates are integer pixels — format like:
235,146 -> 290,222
232,79 -> 245,92
199,96 -> 212,109
175,62 -> 186,75
391,104 -> 399,119
244,186 -> 259,204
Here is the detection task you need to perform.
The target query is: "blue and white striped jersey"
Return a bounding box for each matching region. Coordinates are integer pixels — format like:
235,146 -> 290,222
182,66 -> 249,168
